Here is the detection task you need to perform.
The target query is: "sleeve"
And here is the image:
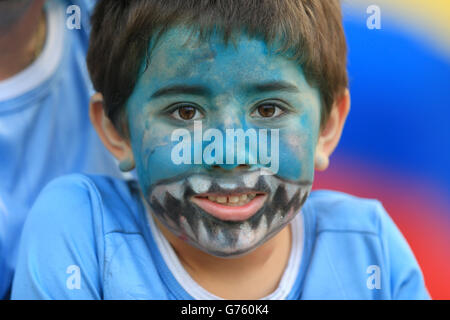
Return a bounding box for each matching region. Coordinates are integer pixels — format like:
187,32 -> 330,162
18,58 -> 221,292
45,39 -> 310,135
377,202 -> 431,300
11,175 -> 105,300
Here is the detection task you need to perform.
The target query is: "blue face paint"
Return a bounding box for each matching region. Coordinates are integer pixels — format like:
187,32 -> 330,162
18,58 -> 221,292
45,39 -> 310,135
125,26 -> 322,257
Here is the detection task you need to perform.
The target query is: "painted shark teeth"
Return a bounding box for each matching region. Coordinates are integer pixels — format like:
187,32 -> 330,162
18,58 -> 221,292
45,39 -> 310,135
261,175 -> 280,196
284,183 -> 300,203
217,181 -> 238,190
242,171 -> 260,188
166,181 -> 184,200
147,174 -> 314,256
151,185 -> 167,204
188,176 -> 211,194
197,220 -> 210,248
256,214 -> 268,236
180,216 -> 196,240
269,211 -> 283,232
235,222 -> 253,249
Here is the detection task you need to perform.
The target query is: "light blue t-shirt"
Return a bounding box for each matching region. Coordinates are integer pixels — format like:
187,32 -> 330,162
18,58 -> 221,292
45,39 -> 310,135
0,0 -> 122,298
11,174 -> 430,299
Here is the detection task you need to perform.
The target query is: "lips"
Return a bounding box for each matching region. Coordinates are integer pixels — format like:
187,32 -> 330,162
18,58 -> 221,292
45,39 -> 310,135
191,192 -> 267,221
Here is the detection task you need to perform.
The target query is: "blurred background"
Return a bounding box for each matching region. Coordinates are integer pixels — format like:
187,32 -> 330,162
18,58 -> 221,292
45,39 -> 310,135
313,0 -> 450,299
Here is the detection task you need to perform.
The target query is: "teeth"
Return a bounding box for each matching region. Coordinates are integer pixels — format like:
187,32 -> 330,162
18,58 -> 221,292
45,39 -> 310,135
242,172 -> 259,188
197,220 -> 210,248
257,215 -> 268,235
205,193 -> 257,206
188,176 -> 211,194
236,222 -> 253,249
262,175 -> 279,195
284,183 -> 299,203
151,185 -> 166,204
217,181 -> 238,190
269,212 -> 283,232
166,181 -> 184,200
215,228 -> 228,249
251,215 -> 268,245
217,196 -> 227,203
180,216 -> 196,240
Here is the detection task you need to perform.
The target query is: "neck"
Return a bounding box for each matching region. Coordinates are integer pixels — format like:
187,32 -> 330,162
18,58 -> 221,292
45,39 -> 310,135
155,216 -> 292,299
0,1 -> 46,81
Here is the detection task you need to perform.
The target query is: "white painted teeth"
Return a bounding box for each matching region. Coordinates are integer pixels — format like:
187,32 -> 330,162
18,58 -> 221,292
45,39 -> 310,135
188,176 -> 211,194
235,222 -> 252,249
151,185 -> 166,204
251,215 -> 268,244
180,216 -> 196,240
206,193 -> 257,206
217,181 -> 238,190
284,183 -> 299,202
242,171 -> 259,188
262,175 -> 279,195
166,181 -> 184,200
197,220 -> 210,248
269,212 -> 283,232
258,215 -> 268,235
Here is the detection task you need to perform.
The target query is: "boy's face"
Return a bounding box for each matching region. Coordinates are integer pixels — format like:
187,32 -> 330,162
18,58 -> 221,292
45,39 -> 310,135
125,27 -> 322,257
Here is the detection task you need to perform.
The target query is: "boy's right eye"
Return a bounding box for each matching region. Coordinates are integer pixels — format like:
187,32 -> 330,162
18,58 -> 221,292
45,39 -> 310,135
169,104 -> 204,121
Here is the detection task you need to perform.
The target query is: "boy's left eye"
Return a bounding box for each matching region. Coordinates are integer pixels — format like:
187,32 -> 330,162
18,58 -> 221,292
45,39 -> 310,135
170,104 -> 204,121
250,103 -> 286,119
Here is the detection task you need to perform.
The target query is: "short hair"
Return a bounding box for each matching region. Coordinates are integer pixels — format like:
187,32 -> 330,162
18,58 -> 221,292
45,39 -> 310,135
87,0 -> 348,136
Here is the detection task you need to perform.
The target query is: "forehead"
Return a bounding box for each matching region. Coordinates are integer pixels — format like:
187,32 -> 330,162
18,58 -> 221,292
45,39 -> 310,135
138,26 -> 309,94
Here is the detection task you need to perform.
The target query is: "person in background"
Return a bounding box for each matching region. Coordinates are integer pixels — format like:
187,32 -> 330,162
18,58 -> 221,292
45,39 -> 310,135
0,0 -> 123,299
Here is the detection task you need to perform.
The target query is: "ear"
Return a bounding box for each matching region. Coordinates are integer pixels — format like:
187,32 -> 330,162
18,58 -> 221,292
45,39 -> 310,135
315,89 -> 351,171
89,93 -> 135,172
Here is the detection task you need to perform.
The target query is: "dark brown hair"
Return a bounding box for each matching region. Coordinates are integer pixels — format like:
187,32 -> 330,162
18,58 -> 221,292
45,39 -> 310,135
87,0 -> 348,135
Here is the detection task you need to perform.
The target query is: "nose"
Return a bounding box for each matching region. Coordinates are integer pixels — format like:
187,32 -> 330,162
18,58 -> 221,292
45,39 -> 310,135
202,100 -> 259,171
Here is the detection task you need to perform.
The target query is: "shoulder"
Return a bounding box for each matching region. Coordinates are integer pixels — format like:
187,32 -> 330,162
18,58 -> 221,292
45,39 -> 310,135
304,189 -> 387,235
300,190 -> 430,299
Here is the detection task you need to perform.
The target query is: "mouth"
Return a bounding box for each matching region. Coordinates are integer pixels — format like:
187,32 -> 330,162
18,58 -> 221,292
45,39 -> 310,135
190,192 -> 268,222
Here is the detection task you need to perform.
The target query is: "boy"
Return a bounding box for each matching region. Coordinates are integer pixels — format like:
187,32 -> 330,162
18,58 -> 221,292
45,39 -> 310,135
11,0 -> 429,299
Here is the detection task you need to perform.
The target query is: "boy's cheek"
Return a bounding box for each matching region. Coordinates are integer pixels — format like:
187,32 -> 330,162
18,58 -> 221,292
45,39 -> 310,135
276,134 -> 316,182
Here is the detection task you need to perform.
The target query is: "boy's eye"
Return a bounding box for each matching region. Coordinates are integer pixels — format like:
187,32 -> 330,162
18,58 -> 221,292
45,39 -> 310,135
170,105 -> 204,121
251,103 -> 285,118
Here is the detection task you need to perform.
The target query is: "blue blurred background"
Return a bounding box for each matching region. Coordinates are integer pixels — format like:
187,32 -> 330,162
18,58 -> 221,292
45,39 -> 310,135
314,0 -> 450,299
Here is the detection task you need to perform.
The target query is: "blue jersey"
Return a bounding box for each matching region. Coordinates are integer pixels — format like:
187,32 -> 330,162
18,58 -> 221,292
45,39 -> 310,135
11,174 -> 430,299
0,0 -> 122,298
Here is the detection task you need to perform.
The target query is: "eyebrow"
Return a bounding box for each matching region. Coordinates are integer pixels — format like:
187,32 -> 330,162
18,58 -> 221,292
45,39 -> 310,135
150,81 -> 300,99
246,81 -> 300,94
150,84 -> 211,99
